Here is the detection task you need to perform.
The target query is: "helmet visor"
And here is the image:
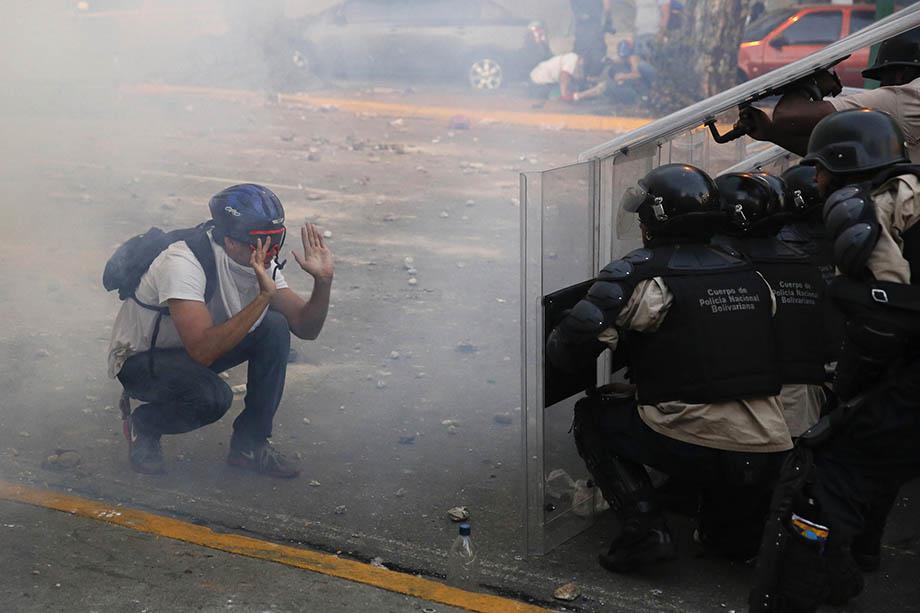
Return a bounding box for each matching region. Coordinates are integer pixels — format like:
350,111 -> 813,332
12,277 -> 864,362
622,184 -> 648,213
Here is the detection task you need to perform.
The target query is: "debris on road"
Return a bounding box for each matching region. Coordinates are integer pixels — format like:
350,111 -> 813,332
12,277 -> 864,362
309,480 -> 321,487
394,488 -> 407,498
334,505 -> 347,515
408,278 -> 418,286
447,506 -> 470,522
41,449 -> 82,471
398,435 -> 416,445
553,582 -> 581,602
403,256 -> 414,269
323,230 -> 333,239
456,341 -> 478,354
389,351 -> 400,360
370,556 -> 386,568
231,384 -> 246,395
302,417 -> 311,424
376,379 -> 388,389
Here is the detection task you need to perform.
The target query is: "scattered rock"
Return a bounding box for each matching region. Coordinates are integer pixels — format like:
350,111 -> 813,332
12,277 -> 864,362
439,211 -> 449,219
447,506 -> 470,522
18,432 -> 30,438
406,268 -> 417,276
403,256 -> 415,269
456,341 -> 478,354
394,488 -> 407,498
219,372 -> 231,380
35,349 -> 50,358
553,582 -> 581,602
388,118 -> 405,127
650,588 -> 663,596
280,134 -> 295,142
408,278 -> 418,286
376,380 -> 388,389
41,449 -> 82,471
415,372 -> 426,379
323,230 -> 333,239
334,505 -> 347,515
370,556 -> 386,568
447,424 -> 458,435
305,193 -> 323,201
465,200 -> 476,207
389,351 -> 400,360
441,419 -> 459,426
398,435 -> 416,445
494,412 -> 513,425
231,384 -> 246,395
302,417 -> 311,424
309,480 -> 321,487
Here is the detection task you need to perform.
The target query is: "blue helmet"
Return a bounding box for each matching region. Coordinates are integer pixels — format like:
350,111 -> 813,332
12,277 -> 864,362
208,183 -> 286,249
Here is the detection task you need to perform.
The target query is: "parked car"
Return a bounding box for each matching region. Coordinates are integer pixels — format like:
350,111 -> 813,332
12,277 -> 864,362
738,4 -> 880,87
292,0 -> 551,90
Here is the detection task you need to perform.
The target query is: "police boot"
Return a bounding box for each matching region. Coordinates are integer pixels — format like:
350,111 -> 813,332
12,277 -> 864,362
599,502 -> 676,573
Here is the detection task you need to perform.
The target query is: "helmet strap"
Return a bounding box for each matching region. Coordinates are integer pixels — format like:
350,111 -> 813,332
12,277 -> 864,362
272,255 -> 287,281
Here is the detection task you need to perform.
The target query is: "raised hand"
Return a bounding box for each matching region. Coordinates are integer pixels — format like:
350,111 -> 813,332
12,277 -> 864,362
250,237 -> 277,298
291,223 -> 335,282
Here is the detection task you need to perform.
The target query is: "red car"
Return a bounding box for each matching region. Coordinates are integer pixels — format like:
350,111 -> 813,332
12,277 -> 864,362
738,4 -> 878,87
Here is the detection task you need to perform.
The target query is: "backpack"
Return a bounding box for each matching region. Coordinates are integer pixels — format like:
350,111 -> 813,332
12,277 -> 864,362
103,222 -> 218,373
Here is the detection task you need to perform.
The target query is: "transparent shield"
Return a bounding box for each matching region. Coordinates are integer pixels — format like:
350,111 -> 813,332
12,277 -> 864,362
521,161 -> 606,556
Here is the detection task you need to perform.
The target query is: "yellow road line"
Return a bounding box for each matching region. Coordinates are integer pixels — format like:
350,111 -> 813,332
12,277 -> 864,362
131,83 -> 651,133
0,480 -> 550,613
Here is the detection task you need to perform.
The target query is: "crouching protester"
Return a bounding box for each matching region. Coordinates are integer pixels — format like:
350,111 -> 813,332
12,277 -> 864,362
104,184 -> 334,477
546,164 -> 792,572
749,109 -> 920,611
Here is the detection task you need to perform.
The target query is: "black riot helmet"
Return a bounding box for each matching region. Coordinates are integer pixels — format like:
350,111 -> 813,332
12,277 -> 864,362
715,172 -> 782,235
862,26 -> 920,83
802,109 -> 909,176
622,164 -> 721,238
781,164 -> 822,217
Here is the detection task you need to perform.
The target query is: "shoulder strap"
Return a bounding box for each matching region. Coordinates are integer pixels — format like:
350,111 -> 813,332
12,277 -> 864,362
184,223 -> 218,304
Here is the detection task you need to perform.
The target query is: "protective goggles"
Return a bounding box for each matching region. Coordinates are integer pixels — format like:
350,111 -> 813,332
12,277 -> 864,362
245,227 -> 286,255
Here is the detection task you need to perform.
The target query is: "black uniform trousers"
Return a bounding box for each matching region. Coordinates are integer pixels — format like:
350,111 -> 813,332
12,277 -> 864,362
577,393 -> 784,557
812,357 -> 920,548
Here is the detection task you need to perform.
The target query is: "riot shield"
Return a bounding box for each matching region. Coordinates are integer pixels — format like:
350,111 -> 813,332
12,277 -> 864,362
521,161 -> 609,556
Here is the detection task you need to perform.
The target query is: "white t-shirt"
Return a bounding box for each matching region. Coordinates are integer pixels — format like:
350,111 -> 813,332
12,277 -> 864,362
107,234 -> 288,377
530,53 -> 580,85
828,77 -> 920,163
635,0 -> 670,35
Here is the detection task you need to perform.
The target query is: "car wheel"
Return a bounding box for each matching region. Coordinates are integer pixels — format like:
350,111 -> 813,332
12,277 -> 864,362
468,58 -> 504,91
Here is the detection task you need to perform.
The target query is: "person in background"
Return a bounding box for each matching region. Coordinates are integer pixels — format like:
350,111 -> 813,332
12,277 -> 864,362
529,52 -> 586,101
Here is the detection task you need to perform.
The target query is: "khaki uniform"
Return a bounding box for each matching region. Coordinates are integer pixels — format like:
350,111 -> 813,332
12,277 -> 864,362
868,172 -> 920,282
599,277 -> 793,454
829,77 -> 920,163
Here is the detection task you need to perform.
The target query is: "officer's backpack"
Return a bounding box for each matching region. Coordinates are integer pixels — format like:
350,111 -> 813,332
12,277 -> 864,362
103,222 -> 218,372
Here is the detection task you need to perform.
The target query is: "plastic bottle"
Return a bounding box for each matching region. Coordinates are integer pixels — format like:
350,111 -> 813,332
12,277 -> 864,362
447,522 -> 479,591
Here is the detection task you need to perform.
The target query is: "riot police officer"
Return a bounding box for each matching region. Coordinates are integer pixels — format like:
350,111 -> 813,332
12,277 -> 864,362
750,109 -> 920,611
740,27 -> 920,162
714,172 -> 827,438
547,164 -> 792,572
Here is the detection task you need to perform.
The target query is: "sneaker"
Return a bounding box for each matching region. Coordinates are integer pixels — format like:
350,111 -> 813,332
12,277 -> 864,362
227,438 -> 300,479
124,414 -> 165,475
599,514 -> 676,573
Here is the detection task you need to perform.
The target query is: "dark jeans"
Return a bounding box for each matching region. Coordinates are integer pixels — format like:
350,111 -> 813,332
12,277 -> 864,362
583,393 -> 783,555
117,310 -> 290,444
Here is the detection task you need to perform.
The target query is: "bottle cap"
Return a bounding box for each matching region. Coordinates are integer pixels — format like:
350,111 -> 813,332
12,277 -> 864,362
459,522 -> 471,536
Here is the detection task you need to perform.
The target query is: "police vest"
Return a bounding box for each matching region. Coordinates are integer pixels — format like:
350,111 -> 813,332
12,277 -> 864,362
619,243 -> 780,405
731,237 -> 827,385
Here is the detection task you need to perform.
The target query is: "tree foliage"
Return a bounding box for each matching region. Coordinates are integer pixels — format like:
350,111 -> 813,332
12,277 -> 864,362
650,0 -> 754,113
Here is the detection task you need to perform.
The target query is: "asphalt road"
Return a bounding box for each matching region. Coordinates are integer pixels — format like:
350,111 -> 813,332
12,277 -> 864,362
0,81 -> 918,612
